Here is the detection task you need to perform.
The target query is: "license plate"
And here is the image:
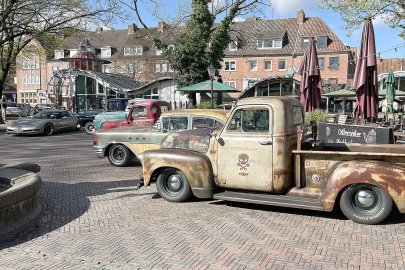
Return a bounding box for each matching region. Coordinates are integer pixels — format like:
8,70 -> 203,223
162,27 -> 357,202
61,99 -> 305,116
15,128 -> 23,133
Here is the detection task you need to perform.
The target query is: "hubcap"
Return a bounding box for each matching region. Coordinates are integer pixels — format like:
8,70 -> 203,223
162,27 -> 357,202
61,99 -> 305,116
356,190 -> 375,208
112,147 -> 124,162
168,175 -> 182,190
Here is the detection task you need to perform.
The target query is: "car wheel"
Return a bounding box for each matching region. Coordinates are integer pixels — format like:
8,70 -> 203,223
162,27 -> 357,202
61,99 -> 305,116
340,184 -> 392,225
84,122 -> 95,134
107,144 -> 132,167
44,123 -> 54,136
156,169 -> 192,202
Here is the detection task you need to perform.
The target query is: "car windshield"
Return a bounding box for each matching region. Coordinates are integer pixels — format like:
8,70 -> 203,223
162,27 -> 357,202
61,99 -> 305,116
32,111 -> 62,119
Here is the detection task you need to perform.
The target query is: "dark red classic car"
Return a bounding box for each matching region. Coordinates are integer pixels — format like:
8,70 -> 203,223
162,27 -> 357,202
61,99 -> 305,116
100,99 -> 170,131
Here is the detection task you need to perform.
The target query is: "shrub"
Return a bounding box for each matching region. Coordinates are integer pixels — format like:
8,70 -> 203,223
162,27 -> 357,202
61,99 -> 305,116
197,101 -> 214,109
304,109 -> 329,125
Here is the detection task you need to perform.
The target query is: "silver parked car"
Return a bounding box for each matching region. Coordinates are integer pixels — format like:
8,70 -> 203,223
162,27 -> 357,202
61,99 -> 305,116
6,110 -> 79,135
6,103 -> 31,117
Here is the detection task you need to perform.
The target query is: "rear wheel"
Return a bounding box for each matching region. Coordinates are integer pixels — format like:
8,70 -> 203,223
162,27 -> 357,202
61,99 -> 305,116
107,144 -> 132,167
340,184 -> 392,224
84,121 -> 95,134
156,169 -> 192,202
44,123 -> 54,136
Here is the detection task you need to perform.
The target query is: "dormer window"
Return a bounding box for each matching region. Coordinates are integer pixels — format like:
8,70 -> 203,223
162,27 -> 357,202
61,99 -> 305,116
257,38 -> 282,49
302,37 -> 310,49
228,41 -> 238,51
317,36 -> 328,48
54,50 -> 64,59
124,45 -> 143,56
257,39 -> 272,49
101,47 -> 111,58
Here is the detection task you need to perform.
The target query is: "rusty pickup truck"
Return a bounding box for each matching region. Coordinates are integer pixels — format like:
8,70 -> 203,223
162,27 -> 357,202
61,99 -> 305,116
137,97 -> 405,224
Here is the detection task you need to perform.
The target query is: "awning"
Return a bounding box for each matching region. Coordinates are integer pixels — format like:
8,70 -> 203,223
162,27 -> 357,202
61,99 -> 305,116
322,89 -> 356,97
176,80 -> 239,92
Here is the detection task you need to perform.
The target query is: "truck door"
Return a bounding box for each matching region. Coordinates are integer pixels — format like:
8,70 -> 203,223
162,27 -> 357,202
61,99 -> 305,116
216,105 -> 274,192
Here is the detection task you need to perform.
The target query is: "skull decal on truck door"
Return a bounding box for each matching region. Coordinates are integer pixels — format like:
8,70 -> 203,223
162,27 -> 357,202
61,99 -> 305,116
237,153 -> 250,172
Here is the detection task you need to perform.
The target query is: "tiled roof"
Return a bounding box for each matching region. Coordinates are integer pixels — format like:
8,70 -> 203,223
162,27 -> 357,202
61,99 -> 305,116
60,15 -> 350,60
226,17 -> 350,57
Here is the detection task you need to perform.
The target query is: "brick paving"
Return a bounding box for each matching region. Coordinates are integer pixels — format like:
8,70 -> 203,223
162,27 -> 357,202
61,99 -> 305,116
0,129 -> 404,269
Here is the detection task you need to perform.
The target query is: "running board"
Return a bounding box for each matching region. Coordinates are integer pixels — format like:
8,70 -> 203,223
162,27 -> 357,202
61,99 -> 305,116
213,190 -> 327,211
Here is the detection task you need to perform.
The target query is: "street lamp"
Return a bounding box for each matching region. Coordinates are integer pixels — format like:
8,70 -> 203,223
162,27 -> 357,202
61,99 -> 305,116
207,64 -> 216,109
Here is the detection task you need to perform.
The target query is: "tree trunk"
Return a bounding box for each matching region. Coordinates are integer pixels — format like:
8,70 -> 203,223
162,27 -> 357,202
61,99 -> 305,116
0,78 -> 5,124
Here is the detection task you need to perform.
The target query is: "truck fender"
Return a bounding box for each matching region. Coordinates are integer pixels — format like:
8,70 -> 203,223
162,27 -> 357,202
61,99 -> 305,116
321,160 -> 405,213
140,149 -> 216,198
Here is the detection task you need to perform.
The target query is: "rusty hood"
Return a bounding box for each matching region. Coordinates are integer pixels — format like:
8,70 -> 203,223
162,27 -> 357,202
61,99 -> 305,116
160,128 -> 215,153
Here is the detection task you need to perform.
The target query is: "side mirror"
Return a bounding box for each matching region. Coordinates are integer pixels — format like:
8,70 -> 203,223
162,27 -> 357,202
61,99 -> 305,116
217,137 -> 225,146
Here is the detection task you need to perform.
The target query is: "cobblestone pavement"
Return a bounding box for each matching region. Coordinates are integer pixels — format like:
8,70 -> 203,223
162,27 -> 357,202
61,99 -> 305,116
0,130 -> 404,270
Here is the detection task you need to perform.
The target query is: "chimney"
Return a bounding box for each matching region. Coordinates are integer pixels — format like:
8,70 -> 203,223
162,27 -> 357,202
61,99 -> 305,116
128,23 -> 137,35
158,21 -> 165,32
297,9 -> 305,24
96,27 -> 103,33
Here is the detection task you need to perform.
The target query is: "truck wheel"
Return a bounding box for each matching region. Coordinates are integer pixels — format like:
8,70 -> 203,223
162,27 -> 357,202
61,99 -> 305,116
340,184 -> 392,225
156,169 -> 192,202
44,123 -> 54,136
84,121 -> 95,134
108,144 -> 132,167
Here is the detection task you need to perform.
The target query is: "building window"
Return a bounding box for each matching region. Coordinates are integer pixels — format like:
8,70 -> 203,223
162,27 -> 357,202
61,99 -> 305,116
272,39 -> 283,48
278,59 -> 286,71
69,49 -> 78,57
224,81 -> 236,89
249,60 -> 258,71
302,37 -> 310,49
224,60 -> 236,71
101,47 -> 111,58
124,46 -> 143,56
23,75 -> 40,85
228,41 -> 238,51
155,63 -> 168,73
318,58 -> 324,70
156,48 -> 162,56
168,64 -> 174,72
257,39 -> 272,49
329,57 -> 339,69
317,36 -> 328,48
102,64 -> 110,73
54,50 -> 64,59
22,59 -> 40,69
52,66 -> 59,74
136,62 -> 144,73
143,87 -> 159,99
264,60 -> 272,71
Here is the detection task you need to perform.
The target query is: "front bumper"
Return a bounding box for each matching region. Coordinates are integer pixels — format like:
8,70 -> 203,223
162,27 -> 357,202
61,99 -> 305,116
93,144 -> 106,158
6,127 -> 42,135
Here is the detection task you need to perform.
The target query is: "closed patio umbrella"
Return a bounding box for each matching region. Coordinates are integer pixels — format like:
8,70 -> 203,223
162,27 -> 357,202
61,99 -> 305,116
297,37 -> 323,112
354,19 -> 378,124
385,71 -> 396,113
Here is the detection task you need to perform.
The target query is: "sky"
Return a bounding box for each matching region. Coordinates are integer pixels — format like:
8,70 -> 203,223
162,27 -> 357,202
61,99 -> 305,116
113,0 -> 405,59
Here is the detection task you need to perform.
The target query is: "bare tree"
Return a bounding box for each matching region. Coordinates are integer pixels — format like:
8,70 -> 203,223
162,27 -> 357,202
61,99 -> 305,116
0,0 -> 123,123
320,0 -> 405,38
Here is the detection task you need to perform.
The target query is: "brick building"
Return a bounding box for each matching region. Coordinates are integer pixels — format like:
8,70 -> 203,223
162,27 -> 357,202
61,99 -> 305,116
15,9 -> 355,108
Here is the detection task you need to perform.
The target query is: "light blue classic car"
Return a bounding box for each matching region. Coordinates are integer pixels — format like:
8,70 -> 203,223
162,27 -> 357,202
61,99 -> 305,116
6,110 -> 79,136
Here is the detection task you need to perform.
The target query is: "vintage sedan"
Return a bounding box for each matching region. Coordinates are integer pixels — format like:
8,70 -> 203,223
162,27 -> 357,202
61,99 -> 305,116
6,110 -> 79,136
93,109 -> 227,166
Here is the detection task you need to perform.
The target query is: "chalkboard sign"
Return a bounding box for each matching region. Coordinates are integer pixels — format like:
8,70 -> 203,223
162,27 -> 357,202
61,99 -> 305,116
318,123 -> 394,144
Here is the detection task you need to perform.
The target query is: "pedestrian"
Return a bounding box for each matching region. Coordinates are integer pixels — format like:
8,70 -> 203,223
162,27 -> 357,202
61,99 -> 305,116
0,95 -> 7,121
